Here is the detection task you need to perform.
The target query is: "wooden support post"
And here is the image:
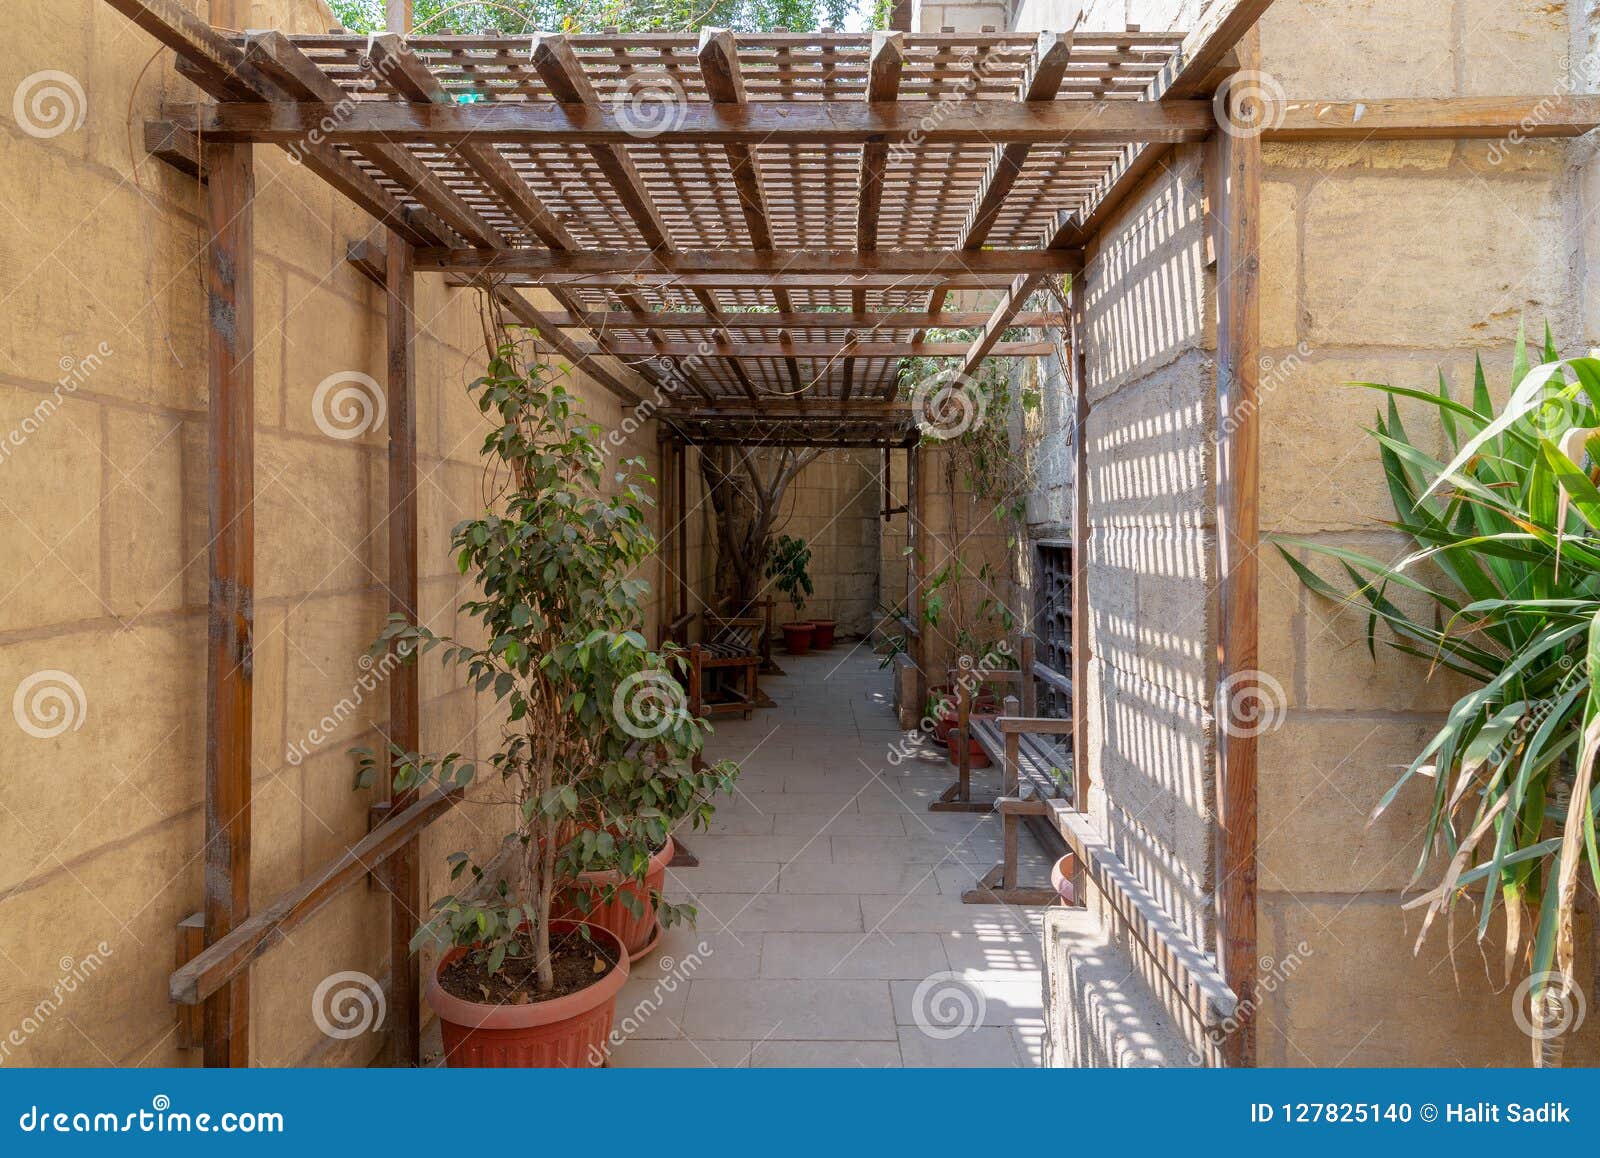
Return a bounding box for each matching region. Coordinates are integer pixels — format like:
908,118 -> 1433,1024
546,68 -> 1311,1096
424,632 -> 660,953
675,442 -> 689,621
1020,632 -> 1037,717
1207,28 -> 1263,1069
174,913 -> 205,1050
203,140 -> 254,1069
385,233 -> 421,1067
1068,279 -> 1091,814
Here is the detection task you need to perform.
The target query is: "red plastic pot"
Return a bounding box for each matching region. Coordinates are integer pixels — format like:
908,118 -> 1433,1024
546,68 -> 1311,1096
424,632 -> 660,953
555,835 -> 674,961
933,693 -> 998,746
427,920 -> 630,1068
810,619 -> 837,649
781,621 -> 815,655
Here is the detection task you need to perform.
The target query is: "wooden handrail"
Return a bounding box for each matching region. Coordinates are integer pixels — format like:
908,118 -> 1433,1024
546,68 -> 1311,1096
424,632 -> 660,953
170,787 -> 461,1006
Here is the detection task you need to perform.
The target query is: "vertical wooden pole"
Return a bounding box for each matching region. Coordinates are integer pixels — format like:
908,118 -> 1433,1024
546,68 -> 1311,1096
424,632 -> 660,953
907,444 -> 923,697
675,441 -> 689,619
385,233 -> 421,1067
203,140 -> 254,1069
386,0 -> 413,33
1208,28 -> 1263,1069
1069,279 -> 1092,814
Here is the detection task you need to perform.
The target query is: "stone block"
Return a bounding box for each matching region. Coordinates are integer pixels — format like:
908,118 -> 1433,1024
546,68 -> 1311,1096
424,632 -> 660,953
1260,181 -> 1300,348
1459,0 -> 1570,96
1259,0 -> 1455,99
1304,174 -> 1568,349
254,431 -> 376,600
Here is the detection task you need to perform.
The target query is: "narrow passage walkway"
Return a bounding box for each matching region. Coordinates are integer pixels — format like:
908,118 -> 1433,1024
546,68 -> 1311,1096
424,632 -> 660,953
612,646 -> 1056,1067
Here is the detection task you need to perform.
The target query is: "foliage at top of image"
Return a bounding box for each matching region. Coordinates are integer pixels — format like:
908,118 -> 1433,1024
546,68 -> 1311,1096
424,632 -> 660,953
327,0 -> 866,35
1276,324 -> 1600,1065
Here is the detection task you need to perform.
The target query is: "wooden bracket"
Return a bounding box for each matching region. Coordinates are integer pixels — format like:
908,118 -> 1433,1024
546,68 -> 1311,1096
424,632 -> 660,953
144,120 -> 205,180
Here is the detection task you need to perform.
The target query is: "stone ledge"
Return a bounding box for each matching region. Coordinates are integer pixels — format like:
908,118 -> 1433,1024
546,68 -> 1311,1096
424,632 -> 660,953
1042,905 -> 1193,1068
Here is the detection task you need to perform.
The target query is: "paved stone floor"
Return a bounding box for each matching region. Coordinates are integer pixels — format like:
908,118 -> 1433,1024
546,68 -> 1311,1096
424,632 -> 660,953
608,644 -> 1056,1067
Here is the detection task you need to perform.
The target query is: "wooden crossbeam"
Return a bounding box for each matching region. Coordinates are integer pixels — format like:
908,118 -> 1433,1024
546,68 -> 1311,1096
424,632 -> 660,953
581,339 -> 1053,358
418,248 -> 1080,277
1268,94 -> 1600,140
518,309 -> 1061,331
364,34 -> 576,250
181,97 -> 1216,146
492,290 -> 651,408
853,31 -> 905,388
449,272 -> 1029,291
955,274 -> 1046,381
170,788 -> 460,1007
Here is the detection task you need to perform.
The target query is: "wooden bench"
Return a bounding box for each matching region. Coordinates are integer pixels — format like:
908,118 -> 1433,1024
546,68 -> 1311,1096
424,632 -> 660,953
662,610 -> 764,721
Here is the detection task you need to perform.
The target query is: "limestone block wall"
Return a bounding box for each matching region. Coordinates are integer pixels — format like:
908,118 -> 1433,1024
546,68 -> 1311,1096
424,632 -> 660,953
1250,0 -> 1598,1067
0,0 -> 656,1066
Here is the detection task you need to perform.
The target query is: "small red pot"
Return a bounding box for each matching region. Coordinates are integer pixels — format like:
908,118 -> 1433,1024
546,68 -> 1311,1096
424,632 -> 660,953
933,693 -> 998,746
427,920 -> 630,1068
781,621 -> 815,655
809,619 -> 837,649
555,836 -> 674,961
945,715 -> 995,768
1049,854 -> 1077,906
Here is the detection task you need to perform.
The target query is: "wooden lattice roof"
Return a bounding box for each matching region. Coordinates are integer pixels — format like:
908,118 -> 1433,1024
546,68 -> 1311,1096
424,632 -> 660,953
148,16 -> 1205,436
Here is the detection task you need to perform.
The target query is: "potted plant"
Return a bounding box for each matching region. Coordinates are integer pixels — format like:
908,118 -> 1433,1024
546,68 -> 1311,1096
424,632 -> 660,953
767,534 -> 816,654
361,345 -> 737,1067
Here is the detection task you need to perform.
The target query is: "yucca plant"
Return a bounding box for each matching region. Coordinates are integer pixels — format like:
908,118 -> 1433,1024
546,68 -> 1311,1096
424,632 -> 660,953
1276,326 -> 1600,1065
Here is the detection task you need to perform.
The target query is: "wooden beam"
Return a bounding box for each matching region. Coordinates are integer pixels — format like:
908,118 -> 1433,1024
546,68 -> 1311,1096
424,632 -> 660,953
856,31 -> 906,255
347,240 -> 387,288
1209,29 -> 1263,1068
202,140 -> 254,1069
1160,0 -> 1278,100
171,789 -> 460,1007
451,271 -> 1030,291
593,339 -> 1053,358
956,32 -> 1074,252
241,32 -> 499,247
531,34 -> 673,249
499,309 -> 1061,331
494,289 -> 648,407
955,275 -> 1047,381
384,234 -> 421,1067
144,120 -> 204,179
1267,94 -> 1600,140
660,404 -> 910,420
364,35 -> 578,250
103,0 -> 263,99
1066,281 -> 1091,818
417,248 -> 1081,277
182,97 -> 1216,147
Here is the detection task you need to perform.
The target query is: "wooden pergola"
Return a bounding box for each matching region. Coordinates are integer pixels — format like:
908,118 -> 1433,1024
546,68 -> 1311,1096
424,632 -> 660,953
103,0 -> 1600,1071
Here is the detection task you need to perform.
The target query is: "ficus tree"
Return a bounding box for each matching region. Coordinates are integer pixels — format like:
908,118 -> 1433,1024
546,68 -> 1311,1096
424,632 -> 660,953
699,445 -> 823,613
357,344 -> 737,993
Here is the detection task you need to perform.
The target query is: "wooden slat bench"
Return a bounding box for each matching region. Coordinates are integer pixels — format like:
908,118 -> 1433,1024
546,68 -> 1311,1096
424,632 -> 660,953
662,610 -> 764,721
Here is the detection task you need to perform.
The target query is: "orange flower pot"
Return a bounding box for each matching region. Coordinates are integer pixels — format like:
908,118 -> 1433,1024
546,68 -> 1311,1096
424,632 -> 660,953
427,920 -> 629,1068
555,835 -> 674,961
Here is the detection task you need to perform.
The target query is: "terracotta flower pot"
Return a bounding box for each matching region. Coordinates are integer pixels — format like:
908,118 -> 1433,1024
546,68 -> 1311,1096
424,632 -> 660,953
1049,854 -> 1077,906
555,835 -> 674,961
427,920 -> 629,1068
809,619 -> 837,649
932,690 -> 997,744
944,714 -> 995,768
781,621 -> 815,655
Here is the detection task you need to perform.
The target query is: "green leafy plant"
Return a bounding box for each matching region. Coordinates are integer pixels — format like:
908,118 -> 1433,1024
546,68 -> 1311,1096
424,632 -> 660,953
357,344 -> 737,994
1276,326 -> 1600,1064
765,534 -> 814,616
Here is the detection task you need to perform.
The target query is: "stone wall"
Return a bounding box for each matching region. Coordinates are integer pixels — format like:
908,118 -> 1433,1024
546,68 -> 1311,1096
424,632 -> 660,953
1250,0 -> 1596,1067
0,0 -> 656,1066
